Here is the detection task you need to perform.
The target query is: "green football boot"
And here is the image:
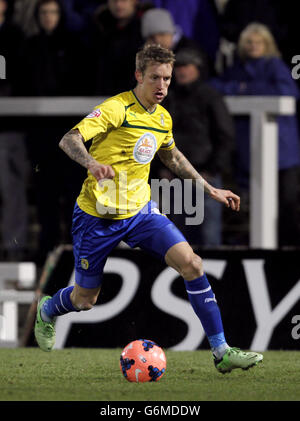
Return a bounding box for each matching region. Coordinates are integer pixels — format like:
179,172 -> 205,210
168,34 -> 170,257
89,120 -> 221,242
214,347 -> 263,374
34,296 -> 56,352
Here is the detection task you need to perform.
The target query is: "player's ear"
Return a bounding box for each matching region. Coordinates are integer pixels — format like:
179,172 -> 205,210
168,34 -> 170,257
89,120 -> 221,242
135,69 -> 143,84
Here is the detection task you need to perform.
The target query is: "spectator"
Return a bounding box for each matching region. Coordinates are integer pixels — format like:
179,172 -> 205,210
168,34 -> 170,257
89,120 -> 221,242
23,0 -> 86,264
214,0 -> 291,76
141,8 -> 210,79
13,0 -> 40,37
91,0 -> 145,96
0,0 -> 29,260
22,0 -> 86,96
59,0 -> 106,45
213,0 -> 229,15
13,1 -> 107,41
211,23 -> 300,246
140,0 -> 220,63
220,0 -> 286,51
61,0 -> 104,31
161,48 -> 235,246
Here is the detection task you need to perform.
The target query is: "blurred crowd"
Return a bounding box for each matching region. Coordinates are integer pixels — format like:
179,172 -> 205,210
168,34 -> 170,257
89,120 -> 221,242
1,0 -> 300,264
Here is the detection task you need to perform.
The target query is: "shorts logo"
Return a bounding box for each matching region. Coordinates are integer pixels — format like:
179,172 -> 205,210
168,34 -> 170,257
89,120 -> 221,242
133,133 -> 157,164
81,258 -> 89,270
86,108 -> 101,119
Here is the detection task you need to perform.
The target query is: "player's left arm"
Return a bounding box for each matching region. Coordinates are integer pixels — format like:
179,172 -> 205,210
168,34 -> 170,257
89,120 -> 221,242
157,146 -> 240,211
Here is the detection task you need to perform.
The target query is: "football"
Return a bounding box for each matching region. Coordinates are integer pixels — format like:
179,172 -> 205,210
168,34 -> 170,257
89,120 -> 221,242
120,339 -> 166,382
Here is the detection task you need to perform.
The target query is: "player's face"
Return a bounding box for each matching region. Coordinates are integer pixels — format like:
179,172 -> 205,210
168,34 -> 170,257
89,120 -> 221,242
108,0 -> 137,20
243,33 -> 266,59
39,1 -> 61,33
137,62 -> 173,105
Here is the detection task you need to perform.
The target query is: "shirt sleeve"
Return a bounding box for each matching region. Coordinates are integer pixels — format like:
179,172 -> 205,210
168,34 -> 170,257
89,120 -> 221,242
160,132 -> 175,150
72,99 -> 125,142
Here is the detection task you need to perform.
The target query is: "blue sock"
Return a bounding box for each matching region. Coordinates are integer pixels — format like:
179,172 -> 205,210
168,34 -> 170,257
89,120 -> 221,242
41,286 -> 79,321
184,274 -> 229,358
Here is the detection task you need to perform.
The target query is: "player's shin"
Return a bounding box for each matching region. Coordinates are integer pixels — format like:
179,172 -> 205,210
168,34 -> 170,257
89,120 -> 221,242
40,286 -> 80,322
184,274 -> 229,359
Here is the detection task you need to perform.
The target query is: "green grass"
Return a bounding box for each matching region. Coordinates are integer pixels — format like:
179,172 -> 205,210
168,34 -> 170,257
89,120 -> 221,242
0,348 -> 299,401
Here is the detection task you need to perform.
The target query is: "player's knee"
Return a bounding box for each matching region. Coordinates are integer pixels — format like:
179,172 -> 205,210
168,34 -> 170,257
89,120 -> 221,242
179,253 -> 204,280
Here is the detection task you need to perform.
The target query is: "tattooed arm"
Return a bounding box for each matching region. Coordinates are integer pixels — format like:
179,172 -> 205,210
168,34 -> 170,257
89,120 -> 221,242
158,146 -> 240,211
59,129 -> 115,181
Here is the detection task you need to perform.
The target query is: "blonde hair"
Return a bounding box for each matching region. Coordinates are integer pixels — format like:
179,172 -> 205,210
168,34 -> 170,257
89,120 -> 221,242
237,23 -> 281,60
136,44 -> 175,74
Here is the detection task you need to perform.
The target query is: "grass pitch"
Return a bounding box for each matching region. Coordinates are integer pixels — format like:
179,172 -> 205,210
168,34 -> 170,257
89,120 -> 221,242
0,348 -> 299,401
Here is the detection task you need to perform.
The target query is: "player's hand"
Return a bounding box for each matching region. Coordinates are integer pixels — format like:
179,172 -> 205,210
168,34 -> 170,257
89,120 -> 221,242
87,160 -> 115,183
209,188 -> 240,211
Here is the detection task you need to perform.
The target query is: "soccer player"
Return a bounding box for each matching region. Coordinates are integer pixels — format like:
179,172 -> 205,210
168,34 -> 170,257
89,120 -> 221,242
34,44 -> 263,374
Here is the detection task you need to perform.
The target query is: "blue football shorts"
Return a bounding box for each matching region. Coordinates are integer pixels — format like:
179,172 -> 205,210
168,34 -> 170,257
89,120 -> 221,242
72,200 -> 187,288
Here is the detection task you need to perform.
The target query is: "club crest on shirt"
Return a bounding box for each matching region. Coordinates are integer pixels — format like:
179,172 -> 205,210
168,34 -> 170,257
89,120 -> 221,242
81,258 -> 89,270
160,113 -> 165,126
86,108 -> 102,119
133,132 -> 157,164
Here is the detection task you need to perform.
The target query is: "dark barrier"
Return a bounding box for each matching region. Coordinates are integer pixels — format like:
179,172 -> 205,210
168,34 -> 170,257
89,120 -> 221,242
39,248 -> 300,351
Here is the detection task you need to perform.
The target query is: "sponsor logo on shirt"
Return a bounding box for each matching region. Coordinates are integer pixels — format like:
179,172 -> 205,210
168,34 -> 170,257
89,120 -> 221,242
133,133 -> 157,164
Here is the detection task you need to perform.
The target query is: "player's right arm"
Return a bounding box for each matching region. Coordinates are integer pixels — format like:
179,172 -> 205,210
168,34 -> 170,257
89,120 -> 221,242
59,129 -> 115,181
59,99 -> 125,181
